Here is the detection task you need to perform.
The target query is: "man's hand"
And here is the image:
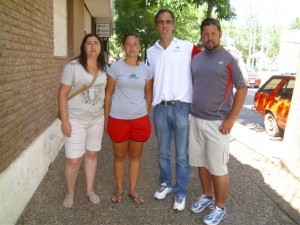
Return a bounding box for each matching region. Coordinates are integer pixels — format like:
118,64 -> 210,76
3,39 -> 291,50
219,118 -> 235,135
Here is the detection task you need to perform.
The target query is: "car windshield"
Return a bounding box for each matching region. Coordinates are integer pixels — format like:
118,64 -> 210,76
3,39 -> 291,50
263,78 -> 282,89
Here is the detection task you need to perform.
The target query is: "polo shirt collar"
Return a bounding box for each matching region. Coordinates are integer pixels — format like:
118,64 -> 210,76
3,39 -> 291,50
155,37 -> 178,49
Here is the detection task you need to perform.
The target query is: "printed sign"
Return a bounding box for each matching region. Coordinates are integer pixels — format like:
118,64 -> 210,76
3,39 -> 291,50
96,24 -> 110,37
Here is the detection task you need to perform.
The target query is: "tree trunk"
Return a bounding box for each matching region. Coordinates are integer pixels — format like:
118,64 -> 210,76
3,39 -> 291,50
206,2 -> 213,18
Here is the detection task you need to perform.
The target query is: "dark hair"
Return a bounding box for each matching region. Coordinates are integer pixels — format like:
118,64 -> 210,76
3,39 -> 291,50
122,32 -> 141,45
200,18 -> 221,33
122,32 -> 142,62
154,9 -> 176,25
73,33 -> 107,71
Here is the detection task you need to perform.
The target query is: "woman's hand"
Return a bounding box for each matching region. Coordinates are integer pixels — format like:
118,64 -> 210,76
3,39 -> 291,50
61,120 -> 72,137
104,120 -> 108,133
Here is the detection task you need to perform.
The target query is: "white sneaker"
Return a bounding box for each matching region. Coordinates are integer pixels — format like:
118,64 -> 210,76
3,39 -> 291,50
173,195 -> 185,211
154,183 -> 172,200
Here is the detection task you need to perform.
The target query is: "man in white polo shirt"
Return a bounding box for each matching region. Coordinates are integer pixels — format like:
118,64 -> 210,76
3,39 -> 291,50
147,9 -> 200,211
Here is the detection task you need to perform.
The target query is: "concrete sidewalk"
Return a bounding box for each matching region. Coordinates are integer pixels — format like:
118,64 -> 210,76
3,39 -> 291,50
16,122 -> 300,225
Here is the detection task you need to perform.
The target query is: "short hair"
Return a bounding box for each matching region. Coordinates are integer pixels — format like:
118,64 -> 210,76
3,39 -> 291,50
154,9 -> 176,25
200,18 -> 221,33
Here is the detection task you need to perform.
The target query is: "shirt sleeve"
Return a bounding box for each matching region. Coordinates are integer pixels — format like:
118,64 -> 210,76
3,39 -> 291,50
191,44 -> 201,58
145,64 -> 153,81
231,55 -> 249,88
107,63 -> 117,80
60,62 -> 75,86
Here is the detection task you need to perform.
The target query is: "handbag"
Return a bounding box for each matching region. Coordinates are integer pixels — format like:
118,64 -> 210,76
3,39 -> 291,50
57,71 -> 98,120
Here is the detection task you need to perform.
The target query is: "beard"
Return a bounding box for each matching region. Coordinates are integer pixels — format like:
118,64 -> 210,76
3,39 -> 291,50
204,41 -> 220,51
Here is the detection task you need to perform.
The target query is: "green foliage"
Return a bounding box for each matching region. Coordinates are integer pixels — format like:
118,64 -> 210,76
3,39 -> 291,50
113,0 -> 157,56
187,0 -> 236,20
290,17 -> 300,29
222,19 -> 280,70
111,0 -> 279,71
264,26 -> 280,59
112,0 -> 201,61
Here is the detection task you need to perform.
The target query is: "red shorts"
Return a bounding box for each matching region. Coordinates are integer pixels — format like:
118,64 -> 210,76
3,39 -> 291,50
107,115 -> 152,143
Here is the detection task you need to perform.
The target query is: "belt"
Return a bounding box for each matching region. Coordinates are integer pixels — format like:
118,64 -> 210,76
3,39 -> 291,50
160,100 -> 181,106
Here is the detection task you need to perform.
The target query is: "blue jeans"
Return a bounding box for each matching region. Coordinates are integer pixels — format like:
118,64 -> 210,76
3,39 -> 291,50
153,102 -> 191,197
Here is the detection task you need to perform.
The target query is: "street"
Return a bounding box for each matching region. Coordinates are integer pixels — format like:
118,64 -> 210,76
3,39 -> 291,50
237,87 -> 284,141
237,87 -> 264,131
233,87 -> 284,164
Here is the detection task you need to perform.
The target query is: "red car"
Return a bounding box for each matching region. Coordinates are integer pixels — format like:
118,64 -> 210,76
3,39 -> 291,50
246,66 -> 261,88
253,75 -> 295,137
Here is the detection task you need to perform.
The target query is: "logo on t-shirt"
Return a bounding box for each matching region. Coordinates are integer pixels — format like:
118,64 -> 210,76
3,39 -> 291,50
173,45 -> 182,52
129,73 -> 138,79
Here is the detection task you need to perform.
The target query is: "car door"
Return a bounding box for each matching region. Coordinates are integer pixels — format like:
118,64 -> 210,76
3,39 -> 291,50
275,78 -> 295,128
254,76 -> 283,116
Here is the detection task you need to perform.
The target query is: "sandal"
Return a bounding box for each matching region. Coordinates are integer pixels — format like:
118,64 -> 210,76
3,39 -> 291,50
111,192 -> 123,203
86,191 -> 100,204
63,195 -> 74,208
128,193 -> 144,204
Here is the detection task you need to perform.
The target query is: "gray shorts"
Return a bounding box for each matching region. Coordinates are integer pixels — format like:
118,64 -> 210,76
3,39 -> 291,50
188,115 -> 230,176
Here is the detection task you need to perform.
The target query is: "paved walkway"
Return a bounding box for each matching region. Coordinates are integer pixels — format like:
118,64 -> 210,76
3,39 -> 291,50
16,120 -> 300,225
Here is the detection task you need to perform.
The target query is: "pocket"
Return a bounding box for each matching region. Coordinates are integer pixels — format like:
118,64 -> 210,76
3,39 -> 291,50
176,102 -> 191,114
153,104 -> 161,114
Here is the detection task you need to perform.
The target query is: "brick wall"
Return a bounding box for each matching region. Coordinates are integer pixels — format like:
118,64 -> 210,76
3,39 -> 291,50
72,0 -> 85,53
0,0 -> 86,173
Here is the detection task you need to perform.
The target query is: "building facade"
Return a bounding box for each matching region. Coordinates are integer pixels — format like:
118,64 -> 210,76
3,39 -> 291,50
0,0 -> 114,224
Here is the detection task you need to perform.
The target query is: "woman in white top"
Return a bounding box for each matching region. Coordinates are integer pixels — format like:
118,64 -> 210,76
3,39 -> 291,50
58,33 -> 107,208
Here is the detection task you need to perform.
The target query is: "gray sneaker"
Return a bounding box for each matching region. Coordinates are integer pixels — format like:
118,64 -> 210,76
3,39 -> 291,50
154,183 -> 172,200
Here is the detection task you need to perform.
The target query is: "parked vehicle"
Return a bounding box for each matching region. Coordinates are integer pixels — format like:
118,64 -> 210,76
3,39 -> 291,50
246,65 -> 261,88
253,75 -> 296,137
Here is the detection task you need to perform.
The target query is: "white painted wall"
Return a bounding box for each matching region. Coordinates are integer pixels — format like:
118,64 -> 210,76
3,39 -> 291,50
0,120 -> 64,225
281,50 -> 300,180
278,29 -> 300,74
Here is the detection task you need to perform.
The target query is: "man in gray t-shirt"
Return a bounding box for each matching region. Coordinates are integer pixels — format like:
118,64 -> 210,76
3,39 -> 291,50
188,18 -> 248,225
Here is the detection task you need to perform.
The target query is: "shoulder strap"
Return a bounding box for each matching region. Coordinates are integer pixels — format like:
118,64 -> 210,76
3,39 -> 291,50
67,71 -> 98,100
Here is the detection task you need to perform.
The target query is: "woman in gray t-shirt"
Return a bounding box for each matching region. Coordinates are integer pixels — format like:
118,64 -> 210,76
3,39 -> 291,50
105,33 -> 153,204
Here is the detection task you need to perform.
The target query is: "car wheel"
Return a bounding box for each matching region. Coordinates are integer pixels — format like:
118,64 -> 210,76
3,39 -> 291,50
264,113 -> 281,137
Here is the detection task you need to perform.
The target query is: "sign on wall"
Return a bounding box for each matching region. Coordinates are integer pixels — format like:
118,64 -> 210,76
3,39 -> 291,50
96,24 -> 110,38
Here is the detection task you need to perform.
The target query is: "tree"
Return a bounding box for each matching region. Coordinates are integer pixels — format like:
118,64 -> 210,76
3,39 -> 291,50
111,0 -> 238,61
112,0 -> 200,60
113,0 -> 157,59
222,12 -> 280,71
290,17 -> 300,29
187,0 -> 236,20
